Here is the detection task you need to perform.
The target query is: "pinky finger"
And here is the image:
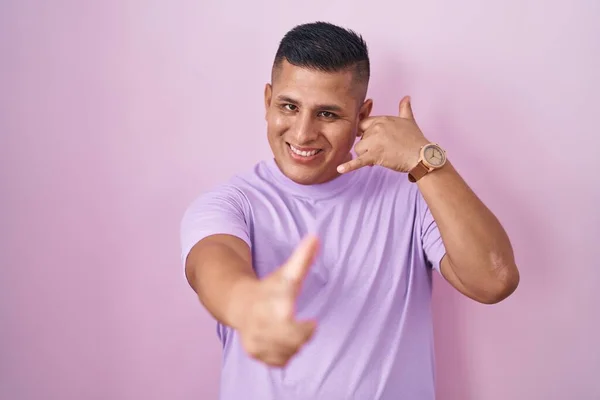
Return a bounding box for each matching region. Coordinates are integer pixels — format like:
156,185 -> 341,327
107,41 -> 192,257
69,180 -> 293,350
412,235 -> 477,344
337,156 -> 371,174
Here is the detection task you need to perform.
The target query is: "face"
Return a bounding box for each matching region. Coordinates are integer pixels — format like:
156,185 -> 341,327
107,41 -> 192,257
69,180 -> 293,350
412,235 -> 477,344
264,61 -> 372,185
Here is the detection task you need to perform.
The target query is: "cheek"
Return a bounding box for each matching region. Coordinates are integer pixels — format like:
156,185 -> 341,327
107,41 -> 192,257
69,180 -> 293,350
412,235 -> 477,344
325,127 -> 356,150
267,111 -> 289,134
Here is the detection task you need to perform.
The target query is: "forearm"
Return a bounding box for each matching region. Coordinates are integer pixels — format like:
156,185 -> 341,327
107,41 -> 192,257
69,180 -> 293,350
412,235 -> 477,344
185,237 -> 258,329
417,162 -> 519,299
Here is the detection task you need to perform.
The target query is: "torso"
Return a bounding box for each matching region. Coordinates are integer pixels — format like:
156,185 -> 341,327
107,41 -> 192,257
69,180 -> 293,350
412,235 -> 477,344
216,159 -> 440,400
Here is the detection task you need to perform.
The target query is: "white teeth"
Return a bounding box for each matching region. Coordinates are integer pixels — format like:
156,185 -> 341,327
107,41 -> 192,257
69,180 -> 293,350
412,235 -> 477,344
290,144 -> 320,157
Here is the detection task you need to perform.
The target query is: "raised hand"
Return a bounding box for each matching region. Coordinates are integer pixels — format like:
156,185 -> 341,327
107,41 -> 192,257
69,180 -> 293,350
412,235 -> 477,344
337,96 -> 430,174
237,235 -> 320,367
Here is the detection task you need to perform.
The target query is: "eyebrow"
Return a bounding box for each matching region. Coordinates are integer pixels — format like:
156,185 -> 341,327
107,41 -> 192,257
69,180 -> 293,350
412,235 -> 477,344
276,95 -> 344,113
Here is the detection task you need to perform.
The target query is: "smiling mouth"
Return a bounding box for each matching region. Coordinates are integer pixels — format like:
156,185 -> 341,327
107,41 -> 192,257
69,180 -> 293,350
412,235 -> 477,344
287,143 -> 323,157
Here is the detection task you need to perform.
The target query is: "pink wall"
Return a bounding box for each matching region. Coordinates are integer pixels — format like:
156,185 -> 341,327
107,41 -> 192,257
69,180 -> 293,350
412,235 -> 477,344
1,1 -> 599,399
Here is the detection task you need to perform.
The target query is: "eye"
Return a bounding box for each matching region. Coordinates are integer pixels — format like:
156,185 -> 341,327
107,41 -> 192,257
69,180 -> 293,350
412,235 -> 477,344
318,111 -> 337,119
282,104 -> 297,111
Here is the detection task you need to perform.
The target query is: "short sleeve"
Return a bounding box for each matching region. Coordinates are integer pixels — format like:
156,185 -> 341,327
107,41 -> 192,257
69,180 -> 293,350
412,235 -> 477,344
418,192 -> 447,272
179,184 -> 251,268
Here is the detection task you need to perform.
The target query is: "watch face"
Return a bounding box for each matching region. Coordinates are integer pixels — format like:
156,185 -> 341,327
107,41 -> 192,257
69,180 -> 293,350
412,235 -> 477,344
423,144 -> 446,167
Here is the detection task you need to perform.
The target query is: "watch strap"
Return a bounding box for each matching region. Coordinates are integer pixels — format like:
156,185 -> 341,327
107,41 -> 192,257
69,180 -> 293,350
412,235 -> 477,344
408,161 -> 430,182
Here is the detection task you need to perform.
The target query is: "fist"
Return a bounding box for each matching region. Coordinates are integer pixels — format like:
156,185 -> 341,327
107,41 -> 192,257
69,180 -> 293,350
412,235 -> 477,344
337,96 -> 429,174
238,235 -> 319,367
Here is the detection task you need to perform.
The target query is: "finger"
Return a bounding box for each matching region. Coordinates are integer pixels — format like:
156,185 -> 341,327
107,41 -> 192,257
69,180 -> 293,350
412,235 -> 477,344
294,319 -> 317,343
254,320 -> 317,367
268,358 -> 291,368
279,235 -> 319,288
354,136 -> 369,155
358,125 -> 377,141
261,352 -> 295,368
280,321 -> 317,359
398,95 -> 414,120
358,116 -> 381,133
353,141 -> 374,168
337,154 -> 373,174
278,319 -> 317,348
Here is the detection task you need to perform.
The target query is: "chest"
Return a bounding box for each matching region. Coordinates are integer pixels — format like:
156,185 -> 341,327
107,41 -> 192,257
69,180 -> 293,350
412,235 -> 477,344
246,189 -> 422,301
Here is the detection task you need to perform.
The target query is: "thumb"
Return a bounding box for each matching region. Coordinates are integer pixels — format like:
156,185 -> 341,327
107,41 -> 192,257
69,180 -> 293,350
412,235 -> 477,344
279,235 -> 320,290
398,95 -> 414,120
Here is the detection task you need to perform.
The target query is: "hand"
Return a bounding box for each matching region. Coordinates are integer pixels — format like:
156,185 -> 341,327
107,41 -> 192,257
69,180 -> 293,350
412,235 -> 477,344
337,96 -> 429,174
237,235 -> 319,367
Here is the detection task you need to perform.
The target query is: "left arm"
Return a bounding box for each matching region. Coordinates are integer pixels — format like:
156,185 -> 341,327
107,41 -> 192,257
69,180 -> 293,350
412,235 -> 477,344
418,161 -> 519,304
337,95 -> 519,304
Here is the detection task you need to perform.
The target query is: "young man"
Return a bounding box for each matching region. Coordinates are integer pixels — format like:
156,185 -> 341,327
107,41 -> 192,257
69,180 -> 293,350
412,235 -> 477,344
181,21 -> 519,400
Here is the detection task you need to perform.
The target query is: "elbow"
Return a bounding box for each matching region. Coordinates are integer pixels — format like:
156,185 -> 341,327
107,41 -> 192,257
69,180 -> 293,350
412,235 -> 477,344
184,249 -> 203,295
478,261 -> 520,304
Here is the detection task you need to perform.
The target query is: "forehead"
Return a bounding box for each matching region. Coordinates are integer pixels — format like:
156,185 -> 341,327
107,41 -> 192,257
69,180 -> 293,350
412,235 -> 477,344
272,61 -> 359,107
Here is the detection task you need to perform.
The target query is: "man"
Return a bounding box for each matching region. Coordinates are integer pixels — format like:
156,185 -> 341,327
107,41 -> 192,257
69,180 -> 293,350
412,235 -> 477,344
181,21 -> 519,399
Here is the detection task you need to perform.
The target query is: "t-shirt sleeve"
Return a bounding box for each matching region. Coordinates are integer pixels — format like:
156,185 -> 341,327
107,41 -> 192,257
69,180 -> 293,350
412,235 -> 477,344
417,192 -> 447,272
179,184 -> 251,268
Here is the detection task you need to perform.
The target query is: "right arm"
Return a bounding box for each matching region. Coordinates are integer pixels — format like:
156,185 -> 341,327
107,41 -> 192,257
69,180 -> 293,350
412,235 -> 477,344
185,234 -> 258,330
180,186 -> 318,366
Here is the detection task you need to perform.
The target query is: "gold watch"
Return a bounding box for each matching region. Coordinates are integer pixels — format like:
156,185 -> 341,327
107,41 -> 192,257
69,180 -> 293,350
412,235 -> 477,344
408,143 -> 447,182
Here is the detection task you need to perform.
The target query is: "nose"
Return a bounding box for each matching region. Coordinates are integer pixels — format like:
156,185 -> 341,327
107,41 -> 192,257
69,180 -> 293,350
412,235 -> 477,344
292,112 -> 319,144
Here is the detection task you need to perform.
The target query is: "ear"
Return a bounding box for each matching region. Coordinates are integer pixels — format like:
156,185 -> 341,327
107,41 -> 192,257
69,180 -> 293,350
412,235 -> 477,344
359,98 -> 373,121
356,98 -> 373,137
264,83 -> 272,120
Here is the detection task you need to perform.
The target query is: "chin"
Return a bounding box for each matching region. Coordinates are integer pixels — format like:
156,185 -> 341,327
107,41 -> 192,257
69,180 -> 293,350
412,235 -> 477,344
282,164 -> 323,185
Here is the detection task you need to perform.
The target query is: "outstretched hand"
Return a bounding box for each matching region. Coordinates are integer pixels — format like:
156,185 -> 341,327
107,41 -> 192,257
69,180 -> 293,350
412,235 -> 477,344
237,235 -> 319,367
337,96 -> 429,174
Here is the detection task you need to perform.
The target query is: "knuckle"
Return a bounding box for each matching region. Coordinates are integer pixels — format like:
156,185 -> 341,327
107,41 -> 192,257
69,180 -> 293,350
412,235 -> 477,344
292,342 -> 304,354
276,359 -> 289,368
247,347 -> 262,361
268,355 -> 289,368
266,359 -> 280,367
244,341 -> 261,358
304,328 -> 316,341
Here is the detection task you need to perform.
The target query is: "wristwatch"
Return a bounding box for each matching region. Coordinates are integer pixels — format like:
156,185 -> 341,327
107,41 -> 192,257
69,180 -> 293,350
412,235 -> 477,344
408,143 -> 447,182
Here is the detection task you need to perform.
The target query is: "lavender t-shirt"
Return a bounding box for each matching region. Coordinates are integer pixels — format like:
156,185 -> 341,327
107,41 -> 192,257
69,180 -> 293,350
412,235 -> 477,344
180,158 -> 446,400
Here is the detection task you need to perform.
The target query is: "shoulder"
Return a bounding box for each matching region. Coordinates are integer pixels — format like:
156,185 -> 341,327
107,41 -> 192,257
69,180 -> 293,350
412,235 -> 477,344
179,162 -> 272,264
184,179 -> 248,216
182,160 -> 279,217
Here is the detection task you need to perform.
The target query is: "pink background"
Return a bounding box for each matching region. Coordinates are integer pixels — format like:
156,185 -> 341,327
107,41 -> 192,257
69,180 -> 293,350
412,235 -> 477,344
2,1 -> 599,399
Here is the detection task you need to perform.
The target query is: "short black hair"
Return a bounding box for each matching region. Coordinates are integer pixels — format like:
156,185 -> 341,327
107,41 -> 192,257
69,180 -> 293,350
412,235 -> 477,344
272,21 -> 370,85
